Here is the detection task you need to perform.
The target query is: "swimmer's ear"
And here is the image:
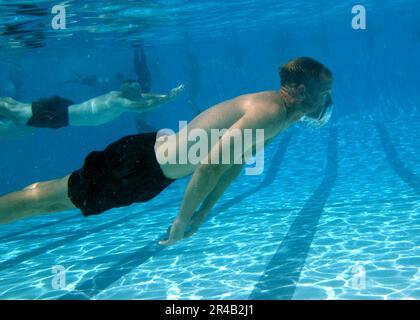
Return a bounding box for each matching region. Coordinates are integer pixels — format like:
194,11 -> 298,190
296,84 -> 306,95
295,84 -> 307,102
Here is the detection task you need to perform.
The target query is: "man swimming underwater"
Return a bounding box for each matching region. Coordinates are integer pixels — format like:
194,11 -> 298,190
0,57 -> 333,246
0,80 -> 184,137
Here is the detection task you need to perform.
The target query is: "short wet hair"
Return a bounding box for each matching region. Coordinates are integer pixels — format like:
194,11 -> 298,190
279,57 -> 332,88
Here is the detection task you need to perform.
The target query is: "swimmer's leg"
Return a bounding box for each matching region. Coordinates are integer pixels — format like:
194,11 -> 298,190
0,97 -> 32,125
0,175 -> 75,224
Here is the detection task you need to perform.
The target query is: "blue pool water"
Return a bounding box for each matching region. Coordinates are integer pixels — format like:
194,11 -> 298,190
0,1 -> 419,300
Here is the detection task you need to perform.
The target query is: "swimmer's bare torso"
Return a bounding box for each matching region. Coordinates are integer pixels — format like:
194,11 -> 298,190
156,90 -> 302,179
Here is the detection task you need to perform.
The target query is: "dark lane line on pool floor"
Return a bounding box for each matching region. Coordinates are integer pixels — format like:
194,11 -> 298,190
374,121 -> 420,196
250,126 -> 338,300
57,239 -> 166,300
55,132 -> 294,300
57,239 -> 165,300
0,198 -> 178,273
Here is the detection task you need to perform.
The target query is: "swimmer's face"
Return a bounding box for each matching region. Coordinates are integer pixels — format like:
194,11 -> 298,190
304,76 -> 333,120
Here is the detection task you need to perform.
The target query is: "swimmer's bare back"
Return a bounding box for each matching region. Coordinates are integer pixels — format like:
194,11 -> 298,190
156,91 -> 290,179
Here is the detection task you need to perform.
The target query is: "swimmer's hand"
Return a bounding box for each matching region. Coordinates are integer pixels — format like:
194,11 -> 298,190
169,84 -> 185,98
184,210 -> 206,238
159,218 -> 187,246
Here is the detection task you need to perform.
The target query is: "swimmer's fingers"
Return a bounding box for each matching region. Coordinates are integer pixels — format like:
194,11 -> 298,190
159,239 -> 176,246
159,219 -> 186,246
165,221 -> 192,237
159,234 -> 183,246
183,213 -> 204,238
159,231 -> 178,245
183,222 -> 198,238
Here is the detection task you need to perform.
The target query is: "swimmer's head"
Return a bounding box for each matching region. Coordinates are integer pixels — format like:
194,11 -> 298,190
279,57 -> 333,127
120,79 -> 142,100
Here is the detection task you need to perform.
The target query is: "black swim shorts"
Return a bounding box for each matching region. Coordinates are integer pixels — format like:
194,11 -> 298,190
26,96 -> 73,129
67,132 -> 175,217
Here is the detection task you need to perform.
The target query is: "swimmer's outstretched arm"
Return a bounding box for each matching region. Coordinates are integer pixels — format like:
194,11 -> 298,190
183,164 -> 243,238
68,84 -> 180,126
127,84 -> 185,112
70,85 -> 185,126
160,108 -> 277,246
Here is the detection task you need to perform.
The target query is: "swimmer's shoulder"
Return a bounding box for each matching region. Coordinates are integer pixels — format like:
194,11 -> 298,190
236,91 -> 286,118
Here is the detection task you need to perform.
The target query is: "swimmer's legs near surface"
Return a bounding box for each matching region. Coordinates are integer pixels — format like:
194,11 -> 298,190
0,97 -> 31,125
0,175 -> 75,224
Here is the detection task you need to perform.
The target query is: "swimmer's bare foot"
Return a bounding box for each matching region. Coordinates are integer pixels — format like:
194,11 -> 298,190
0,98 -> 14,118
0,98 -> 9,110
